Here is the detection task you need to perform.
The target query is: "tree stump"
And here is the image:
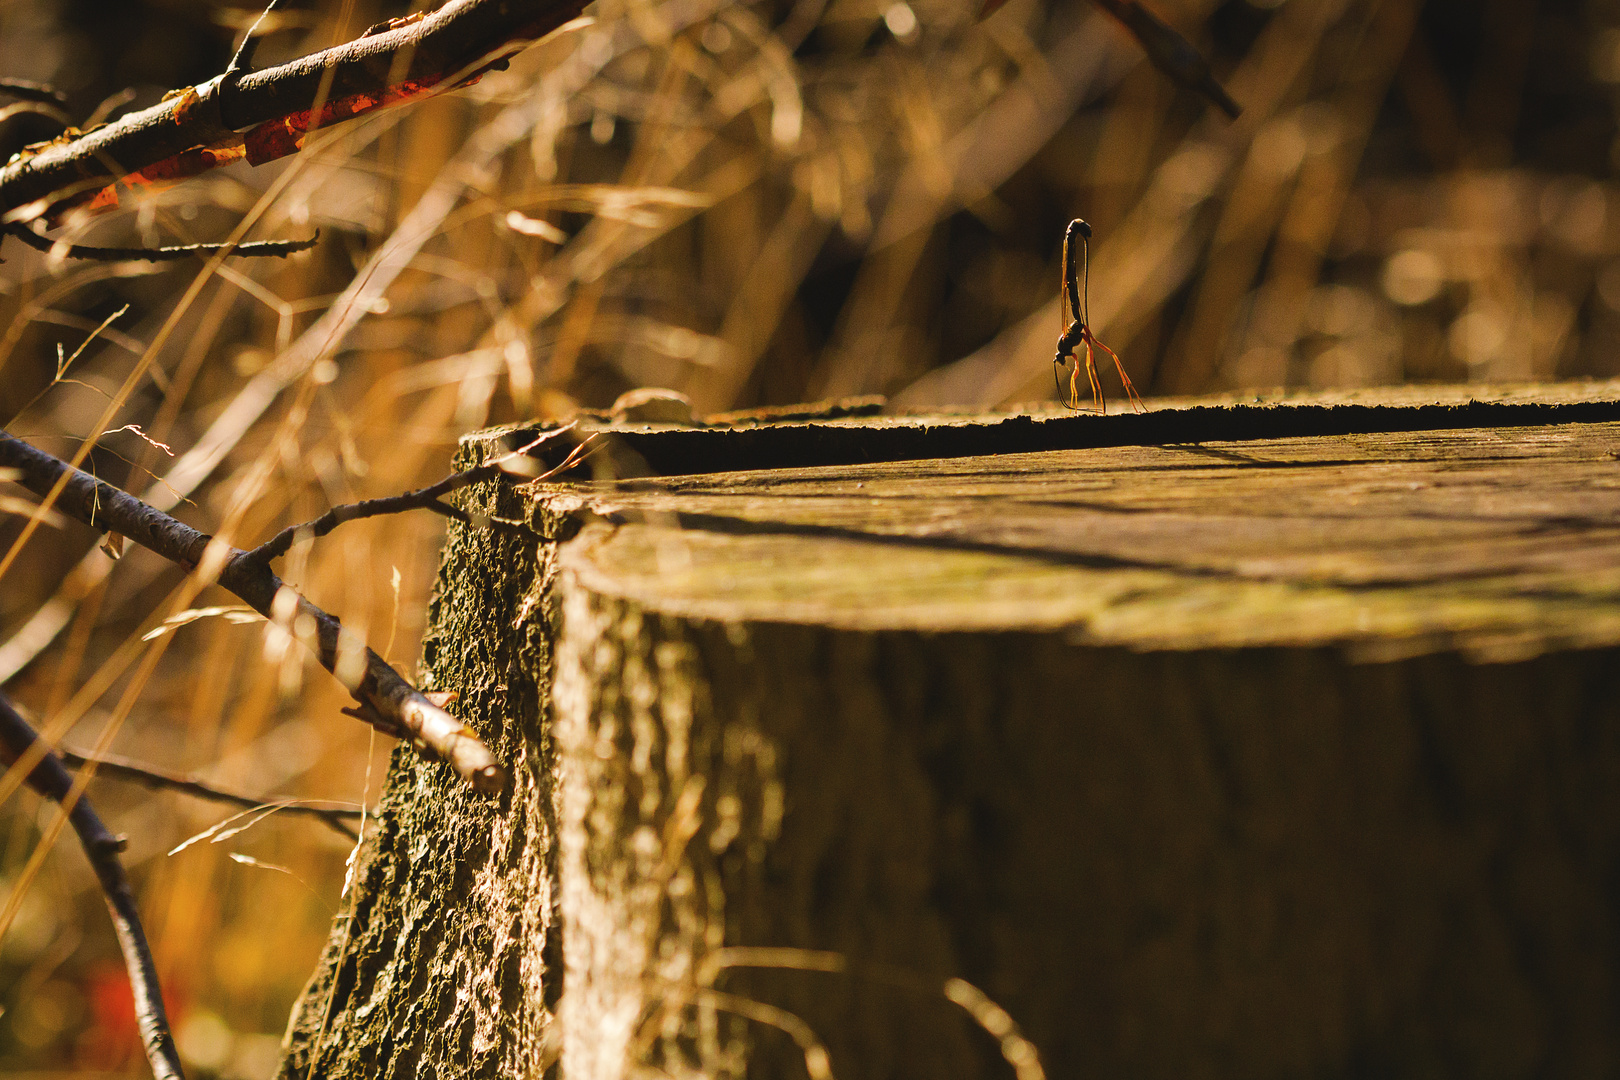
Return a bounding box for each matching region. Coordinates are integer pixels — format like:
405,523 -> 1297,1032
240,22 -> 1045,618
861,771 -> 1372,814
280,383 -> 1620,1080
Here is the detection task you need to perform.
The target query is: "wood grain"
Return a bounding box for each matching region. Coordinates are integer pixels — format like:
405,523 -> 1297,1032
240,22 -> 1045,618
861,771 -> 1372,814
516,390 -> 1620,659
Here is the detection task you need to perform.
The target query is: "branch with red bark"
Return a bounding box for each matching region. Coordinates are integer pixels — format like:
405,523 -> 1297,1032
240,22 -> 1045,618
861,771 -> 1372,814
0,0 -> 589,249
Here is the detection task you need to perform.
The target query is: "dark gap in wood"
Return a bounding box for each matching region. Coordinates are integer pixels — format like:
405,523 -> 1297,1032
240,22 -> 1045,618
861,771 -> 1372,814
504,398 -> 1620,479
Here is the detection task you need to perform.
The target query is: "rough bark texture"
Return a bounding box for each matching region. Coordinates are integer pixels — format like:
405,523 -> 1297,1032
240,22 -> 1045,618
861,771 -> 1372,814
282,386 -> 1620,1080
551,605 -> 1620,1080
278,471 -> 563,1080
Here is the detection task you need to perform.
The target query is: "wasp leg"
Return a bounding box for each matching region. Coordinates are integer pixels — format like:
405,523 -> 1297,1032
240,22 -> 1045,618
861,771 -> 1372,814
1089,334 -> 1144,414
1085,337 -> 1106,413
1055,320 -> 1088,409
1054,347 -> 1075,405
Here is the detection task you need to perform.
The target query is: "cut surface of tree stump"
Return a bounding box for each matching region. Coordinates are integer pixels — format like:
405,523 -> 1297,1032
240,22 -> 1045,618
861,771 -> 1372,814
281,381 -> 1620,1080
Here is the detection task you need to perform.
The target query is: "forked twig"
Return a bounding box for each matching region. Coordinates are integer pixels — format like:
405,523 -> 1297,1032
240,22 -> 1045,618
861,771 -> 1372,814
1053,218 -> 1143,414
242,485 -> 473,567
0,693 -> 185,1080
240,425 -> 588,568
0,431 -> 506,793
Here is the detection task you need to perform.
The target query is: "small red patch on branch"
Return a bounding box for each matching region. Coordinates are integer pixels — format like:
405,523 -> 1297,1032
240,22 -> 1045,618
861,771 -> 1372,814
244,75 -> 451,165
79,143 -> 248,217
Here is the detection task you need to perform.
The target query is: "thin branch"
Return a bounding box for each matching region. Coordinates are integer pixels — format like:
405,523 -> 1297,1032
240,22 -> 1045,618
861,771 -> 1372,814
982,0 -> 1240,118
0,430 -> 507,794
4,221 -> 319,262
1091,0 -> 1241,119
55,745 -> 363,841
0,693 -> 184,1080
0,0 -> 591,223
427,498 -> 474,523
0,100 -> 73,128
227,0 -> 292,79
239,425 -> 581,567
242,466 -> 499,567
0,78 -> 68,106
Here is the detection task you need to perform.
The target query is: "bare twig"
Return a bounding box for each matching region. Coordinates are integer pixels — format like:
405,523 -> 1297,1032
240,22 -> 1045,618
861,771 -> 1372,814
982,0 -> 1239,118
0,78 -> 67,106
55,745 -> 363,840
0,693 -> 184,1080
1092,0 -> 1242,119
242,468 -> 495,567
226,0 -> 292,80
0,0 -> 682,681
0,0 -> 590,223
4,221 -> 320,262
0,100 -> 73,129
240,426 -> 582,567
0,430 -> 507,794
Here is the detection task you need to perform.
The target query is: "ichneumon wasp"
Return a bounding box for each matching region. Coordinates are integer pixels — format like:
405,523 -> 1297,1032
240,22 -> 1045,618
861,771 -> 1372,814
1054,218 -> 1143,414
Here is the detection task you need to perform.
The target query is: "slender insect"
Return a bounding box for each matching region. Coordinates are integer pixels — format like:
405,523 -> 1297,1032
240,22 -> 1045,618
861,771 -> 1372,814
1054,219 -> 1143,414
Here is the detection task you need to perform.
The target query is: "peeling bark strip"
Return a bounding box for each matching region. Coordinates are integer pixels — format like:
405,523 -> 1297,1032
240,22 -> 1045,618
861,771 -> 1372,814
0,432 -> 505,792
287,384 -> 1620,1079
0,0 -> 590,222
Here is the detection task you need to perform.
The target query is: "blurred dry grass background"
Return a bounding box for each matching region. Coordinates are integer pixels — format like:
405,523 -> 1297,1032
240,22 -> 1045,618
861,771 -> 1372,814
2,0 -> 1619,1074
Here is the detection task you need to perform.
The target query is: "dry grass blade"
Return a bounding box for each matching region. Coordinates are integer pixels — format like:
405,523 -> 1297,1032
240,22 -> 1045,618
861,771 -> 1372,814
0,494 -> 66,528
55,745 -> 363,840
691,988 -> 835,1080
944,978 -> 1046,1080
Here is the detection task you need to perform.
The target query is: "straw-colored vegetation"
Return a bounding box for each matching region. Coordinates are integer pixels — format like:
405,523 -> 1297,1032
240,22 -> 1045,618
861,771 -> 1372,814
1,0 -> 1617,1073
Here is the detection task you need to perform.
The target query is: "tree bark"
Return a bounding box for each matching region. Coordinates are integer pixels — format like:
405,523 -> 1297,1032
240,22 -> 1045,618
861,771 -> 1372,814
277,470 -> 559,1079
281,386 -> 1620,1080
